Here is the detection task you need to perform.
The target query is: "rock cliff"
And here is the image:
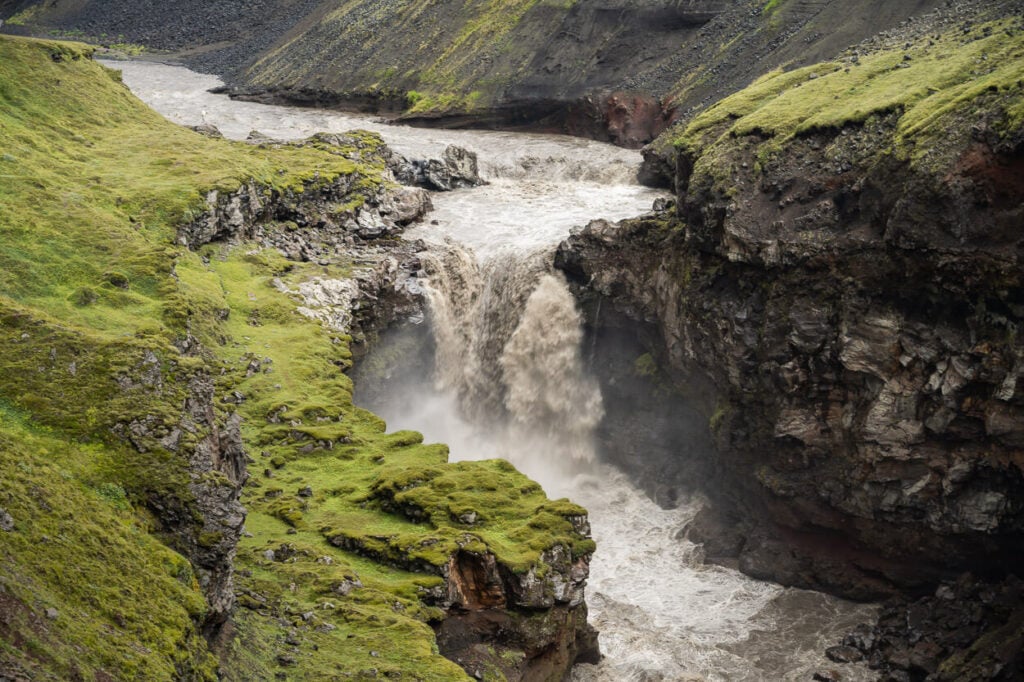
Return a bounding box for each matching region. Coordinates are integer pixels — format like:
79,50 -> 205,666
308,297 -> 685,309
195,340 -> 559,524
557,12 -> 1024,604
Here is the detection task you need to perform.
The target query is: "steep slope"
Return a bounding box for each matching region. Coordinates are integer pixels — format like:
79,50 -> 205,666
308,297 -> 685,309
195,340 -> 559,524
0,36 -> 596,681
223,0 -> 958,145
0,0 -> 325,71
2,0 -> 987,147
558,15 -> 1024,597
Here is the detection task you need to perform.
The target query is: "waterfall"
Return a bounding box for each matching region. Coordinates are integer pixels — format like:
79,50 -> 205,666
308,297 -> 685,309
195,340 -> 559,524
418,241 -> 603,481
478,154 -> 640,185
499,274 -> 603,462
115,59 -> 881,682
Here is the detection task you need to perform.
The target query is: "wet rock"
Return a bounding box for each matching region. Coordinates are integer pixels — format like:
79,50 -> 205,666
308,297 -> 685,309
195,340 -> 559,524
189,123 -> 223,138
841,574 -> 1024,681
381,186 -> 432,226
841,624 -> 876,651
812,670 -> 843,682
390,145 -> 485,191
824,645 -> 863,663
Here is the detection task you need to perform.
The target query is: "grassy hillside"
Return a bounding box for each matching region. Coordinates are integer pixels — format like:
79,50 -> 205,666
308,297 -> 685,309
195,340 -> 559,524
0,35 -> 592,680
243,0 -> 580,116
672,15 -> 1024,181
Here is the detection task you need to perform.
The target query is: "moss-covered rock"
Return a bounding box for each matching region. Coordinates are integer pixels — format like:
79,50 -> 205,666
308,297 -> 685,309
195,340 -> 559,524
1,34 -> 596,681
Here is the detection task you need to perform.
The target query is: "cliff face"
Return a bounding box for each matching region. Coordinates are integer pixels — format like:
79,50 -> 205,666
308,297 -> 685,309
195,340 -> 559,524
557,18 -> 1024,601
0,37 -> 595,681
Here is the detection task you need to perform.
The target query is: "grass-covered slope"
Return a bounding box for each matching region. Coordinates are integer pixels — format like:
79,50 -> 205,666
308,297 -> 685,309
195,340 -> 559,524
674,16 -> 1024,158
242,0 -> 579,116
662,14 -> 1024,218
0,409 -> 217,680
0,36 -> 593,680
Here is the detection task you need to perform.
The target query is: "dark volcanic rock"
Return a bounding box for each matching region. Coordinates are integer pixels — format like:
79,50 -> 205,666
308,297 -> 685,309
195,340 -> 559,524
390,145 -> 486,192
842,574 -> 1024,681
556,101 -> 1024,600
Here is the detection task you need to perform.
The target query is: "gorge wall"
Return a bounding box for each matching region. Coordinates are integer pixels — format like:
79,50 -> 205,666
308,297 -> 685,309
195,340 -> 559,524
557,15 -> 1024,675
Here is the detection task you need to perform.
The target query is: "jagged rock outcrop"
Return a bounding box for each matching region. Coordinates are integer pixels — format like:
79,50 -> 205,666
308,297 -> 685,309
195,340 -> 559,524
322,536 -> 599,681
435,546 -> 599,682
178,134 -> 432,250
179,130 -> 432,347
556,20 -> 1024,602
93,345 -> 247,634
838,573 -> 1024,681
389,145 -> 486,192
326,479 -> 599,681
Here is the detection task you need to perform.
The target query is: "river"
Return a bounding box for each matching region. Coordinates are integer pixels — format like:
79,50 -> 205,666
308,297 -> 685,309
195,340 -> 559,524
108,59 -> 878,682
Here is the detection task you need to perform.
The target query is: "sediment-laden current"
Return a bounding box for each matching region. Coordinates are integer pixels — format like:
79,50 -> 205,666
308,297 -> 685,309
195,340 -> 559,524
112,60 -> 878,681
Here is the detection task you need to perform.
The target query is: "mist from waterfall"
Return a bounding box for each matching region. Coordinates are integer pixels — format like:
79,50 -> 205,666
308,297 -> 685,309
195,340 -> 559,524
371,243 -> 878,682
392,242 -> 603,490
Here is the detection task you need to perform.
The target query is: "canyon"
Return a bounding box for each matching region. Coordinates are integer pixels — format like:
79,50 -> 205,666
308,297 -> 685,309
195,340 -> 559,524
1,0 -> 1023,680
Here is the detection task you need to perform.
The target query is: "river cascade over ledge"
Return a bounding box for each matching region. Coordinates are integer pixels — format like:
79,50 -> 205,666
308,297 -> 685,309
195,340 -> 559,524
113,60 -> 879,681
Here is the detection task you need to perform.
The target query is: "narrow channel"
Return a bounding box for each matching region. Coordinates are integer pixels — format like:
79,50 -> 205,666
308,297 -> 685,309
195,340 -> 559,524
112,60 -> 878,681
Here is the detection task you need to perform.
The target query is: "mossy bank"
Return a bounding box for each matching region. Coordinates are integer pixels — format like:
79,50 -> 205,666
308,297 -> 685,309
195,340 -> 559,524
0,36 -> 596,681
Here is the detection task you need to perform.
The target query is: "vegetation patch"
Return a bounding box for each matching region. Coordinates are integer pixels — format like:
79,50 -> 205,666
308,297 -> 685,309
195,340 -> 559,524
674,18 -> 1024,159
0,408 -> 216,680
0,34 -> 592,679
245,0 -> 580,119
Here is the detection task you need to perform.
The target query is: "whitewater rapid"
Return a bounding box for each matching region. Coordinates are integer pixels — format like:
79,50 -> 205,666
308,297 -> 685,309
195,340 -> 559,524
111,60 -> 878,681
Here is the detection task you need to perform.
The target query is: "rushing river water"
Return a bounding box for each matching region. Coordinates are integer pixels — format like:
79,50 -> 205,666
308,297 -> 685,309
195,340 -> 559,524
110,60 -> 879,681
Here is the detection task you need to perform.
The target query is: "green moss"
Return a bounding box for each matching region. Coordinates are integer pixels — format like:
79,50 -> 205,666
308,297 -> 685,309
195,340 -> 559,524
674,19 -> 1024,157
709,404 -> 729,434
634,353 -> 658,378
0,34 -> 593,680
3,4 -> 43,26
0,409 -> 216,679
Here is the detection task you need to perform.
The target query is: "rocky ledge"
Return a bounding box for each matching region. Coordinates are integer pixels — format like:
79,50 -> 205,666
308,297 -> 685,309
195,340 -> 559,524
180,130 -> 597,679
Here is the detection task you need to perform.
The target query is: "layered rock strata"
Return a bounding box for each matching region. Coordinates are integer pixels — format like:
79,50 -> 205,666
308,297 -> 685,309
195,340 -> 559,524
556,26 -> 1024,602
